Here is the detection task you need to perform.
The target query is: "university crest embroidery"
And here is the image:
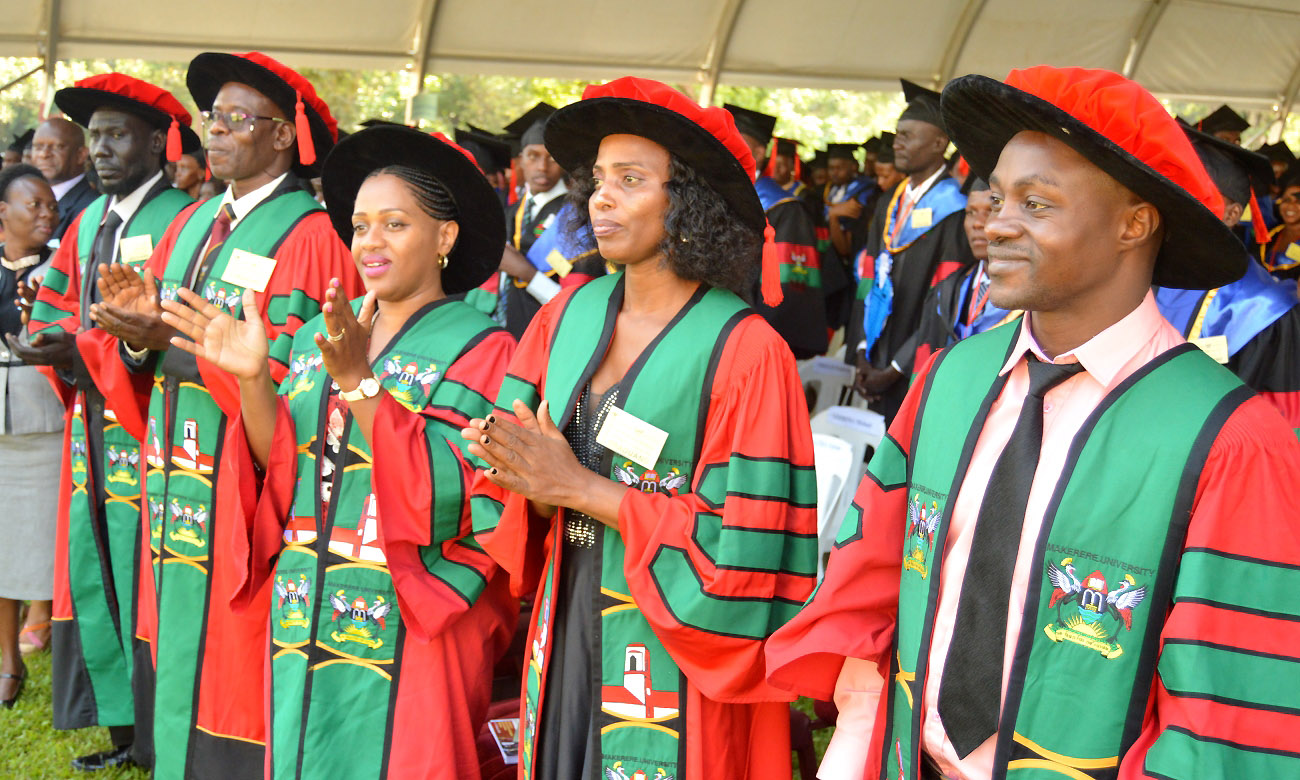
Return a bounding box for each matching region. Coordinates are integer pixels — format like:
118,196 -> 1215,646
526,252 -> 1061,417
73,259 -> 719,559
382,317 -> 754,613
275,574 -> 312,629
379,355 -> 440,411
1043,557 -> 1147,659
328,590 -> 392,649
167,499 -> 208,548
286,352 -> 323,400
788,248 -> 811,284
106,446 -> 140,487
600,643 -> 679,721
202,281 -> 242,313
902,493 -> 941,579
604,765 -> 674,780
70,438 -> 88,488
613,462 -> 688,495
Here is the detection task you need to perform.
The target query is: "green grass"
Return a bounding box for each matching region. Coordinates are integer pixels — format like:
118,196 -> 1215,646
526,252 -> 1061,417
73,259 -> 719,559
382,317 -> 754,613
1,652 -> 831,779
792,696 -> 834,780
0,652 -> 147,780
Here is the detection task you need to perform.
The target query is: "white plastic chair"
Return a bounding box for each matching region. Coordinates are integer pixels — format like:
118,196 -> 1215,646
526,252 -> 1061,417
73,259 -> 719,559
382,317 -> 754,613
810,405 -> 886,543
811,433 -> 855,578
799,354 -> 856,416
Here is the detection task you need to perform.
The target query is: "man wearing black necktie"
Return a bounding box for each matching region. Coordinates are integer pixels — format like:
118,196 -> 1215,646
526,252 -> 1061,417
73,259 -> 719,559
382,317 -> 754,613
768,67 -> 1300,780
17,73 -> 201,773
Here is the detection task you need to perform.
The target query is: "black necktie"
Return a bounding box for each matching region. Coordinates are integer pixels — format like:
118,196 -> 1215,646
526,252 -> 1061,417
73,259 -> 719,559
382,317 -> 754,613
938,353 -> 1086,758
189,203 -> 236,290
82,210 -> 124,326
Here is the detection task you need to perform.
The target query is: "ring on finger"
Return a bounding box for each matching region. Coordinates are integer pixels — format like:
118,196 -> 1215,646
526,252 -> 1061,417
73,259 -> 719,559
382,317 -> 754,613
325,330 -> 344,342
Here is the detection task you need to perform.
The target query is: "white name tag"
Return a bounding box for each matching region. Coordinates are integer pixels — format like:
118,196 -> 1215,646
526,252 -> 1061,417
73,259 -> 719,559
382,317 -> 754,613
118,234 -> 154,266
910,207 -> 932,229
1191,335 -> 1230,364
221,248 -> 278,292
546,249 -> 573,278
596,406 -> 668,471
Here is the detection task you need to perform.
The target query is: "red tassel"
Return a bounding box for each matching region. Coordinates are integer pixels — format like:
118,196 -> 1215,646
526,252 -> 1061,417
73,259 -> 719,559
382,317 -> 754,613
1249,190 -> 1269,245
165,118 -> 182,162
761,221 -> 784,307
793,154 -> 801,182
204,155 -> 212,181
508,160 -> 519,205
294,90 -> 316,166
763,139 -> 775,179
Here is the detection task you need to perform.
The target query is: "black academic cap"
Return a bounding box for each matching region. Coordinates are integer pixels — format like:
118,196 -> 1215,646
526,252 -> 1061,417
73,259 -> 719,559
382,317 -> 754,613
8,128 -> 33,152
359,118 -> 411,129
773,138 -> 799,158
723,103 -> 777,146
1197,104 -> 1250,135
899,78 -> 943,128
861,136 -> 882,155
827,143 -> 859,162
960,175 -> 989,196
1258,141 -> 1297,166
453,127 -> 513,173
1279,161 -> 1300,193
505,102 -> 557,150
808,149 -> 828,168
876,131 -> 896,164
1180,120 -> 1273,206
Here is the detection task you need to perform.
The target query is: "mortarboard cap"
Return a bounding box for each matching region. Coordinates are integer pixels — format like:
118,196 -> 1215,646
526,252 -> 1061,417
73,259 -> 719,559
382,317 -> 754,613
505,102 -> 557,150
876,131 -> 896,164
1179,120 -> 1272,208
899,78 -> 944,128
359,118 -> 411,129
1258,141 -> 1297,167
723,103 -> 777,146
808,149 -> 828,168
8,129 -> 33,153
773,138 -> 799,158
454,127 -> 513,173
827,143 -> 860,162
1197,104 -> 1250,136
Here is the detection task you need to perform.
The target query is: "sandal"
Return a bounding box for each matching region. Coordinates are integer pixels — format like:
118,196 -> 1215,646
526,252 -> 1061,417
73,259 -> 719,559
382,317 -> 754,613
19,621 -> 50,655
1,665 -> 26,709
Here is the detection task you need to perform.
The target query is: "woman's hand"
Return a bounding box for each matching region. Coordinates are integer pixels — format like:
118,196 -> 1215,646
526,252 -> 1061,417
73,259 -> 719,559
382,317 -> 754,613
160,287 -> 270,380
16,276 -> 41,326
315,280 -> 377,392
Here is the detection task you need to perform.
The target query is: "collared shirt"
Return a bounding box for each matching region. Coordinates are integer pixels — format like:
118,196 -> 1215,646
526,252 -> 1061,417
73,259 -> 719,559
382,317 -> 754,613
524,177 -> 568,216
220,172 -> 289,228
901,165 -> 945,212
50,173 -> 86,202
99,170 -> 165,265
822,292 -> 1184,780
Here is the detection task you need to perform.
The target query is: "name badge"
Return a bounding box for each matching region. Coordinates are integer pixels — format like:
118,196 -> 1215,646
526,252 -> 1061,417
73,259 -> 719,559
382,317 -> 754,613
118,234 -> 154,266
1191,335 -> 1230,364
221,249 -> 278,292
546,249 -> 573,278
1287,242 -> 1300,263
910,207 -> 932,229
596,406 -> 667,470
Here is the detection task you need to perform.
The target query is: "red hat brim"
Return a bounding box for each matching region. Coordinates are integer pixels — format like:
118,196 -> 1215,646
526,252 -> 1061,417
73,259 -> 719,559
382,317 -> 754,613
186,52 -> 335,176
321,126 -> 504,295
940,72 -> 1246,290
544,97 -> 765,236
54,87 -> 202,155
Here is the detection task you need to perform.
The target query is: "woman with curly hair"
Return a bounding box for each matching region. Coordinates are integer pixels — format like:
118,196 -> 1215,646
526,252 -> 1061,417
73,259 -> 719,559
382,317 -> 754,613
463,77 -> 818,780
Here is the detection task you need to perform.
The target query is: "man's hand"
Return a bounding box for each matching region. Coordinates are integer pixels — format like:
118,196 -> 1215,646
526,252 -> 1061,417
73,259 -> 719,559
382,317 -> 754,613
828,199 -> 864,220
89,263 -> 173,351
853,353 -> 903,400
498,245 -> 537,283
6,330 -> 77,369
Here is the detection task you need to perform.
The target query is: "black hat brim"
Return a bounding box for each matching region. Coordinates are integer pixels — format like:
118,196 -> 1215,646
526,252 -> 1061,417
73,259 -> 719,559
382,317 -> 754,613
544,98 -> 765,235
54,87 -> 202,154
321,126 -> 504,296
940,74 -> 1246,290
186,52 -> 334,176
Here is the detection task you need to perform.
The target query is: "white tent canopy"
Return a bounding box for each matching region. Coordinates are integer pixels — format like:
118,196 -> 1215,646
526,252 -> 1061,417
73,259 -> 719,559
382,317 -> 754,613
5,0 -> 1300,121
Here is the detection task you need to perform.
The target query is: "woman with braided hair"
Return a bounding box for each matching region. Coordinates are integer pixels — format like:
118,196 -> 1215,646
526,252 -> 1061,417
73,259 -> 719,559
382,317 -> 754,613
158,126 -> 517,779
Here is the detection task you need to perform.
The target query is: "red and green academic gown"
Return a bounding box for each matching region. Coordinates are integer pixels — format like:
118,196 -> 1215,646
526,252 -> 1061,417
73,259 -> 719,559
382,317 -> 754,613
222,297 -> 517,779
473,273 -> 819,780
28,177 -> 193,735
98,174 -> 363,778
755,176 -> 828,359
766,322 -> 1300,779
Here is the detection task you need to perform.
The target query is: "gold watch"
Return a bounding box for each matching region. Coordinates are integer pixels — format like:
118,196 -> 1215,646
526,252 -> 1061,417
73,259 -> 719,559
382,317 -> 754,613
339,376 -> 381,402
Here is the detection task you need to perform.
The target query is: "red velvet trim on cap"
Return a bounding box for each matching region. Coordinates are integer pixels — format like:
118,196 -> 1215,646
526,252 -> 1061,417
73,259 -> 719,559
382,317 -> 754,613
1004,66 -> 1224,218
71,73 -> 193,128
233,51 -> 339,144
579,77 -> 756,181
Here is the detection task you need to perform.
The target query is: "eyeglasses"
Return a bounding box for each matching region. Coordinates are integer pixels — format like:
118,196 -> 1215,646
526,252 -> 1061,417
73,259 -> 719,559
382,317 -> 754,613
200,109 -> 288,134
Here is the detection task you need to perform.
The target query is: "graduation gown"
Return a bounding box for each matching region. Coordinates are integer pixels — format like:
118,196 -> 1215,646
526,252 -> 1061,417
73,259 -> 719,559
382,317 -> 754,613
823,176 -> 876,331
473,274 -> 819,780
498,191 -> 568,339
894,262 -> 1016,380
224,297 -> 517,779
1156,259 -> 1300,432
28,179 -> 193,735
766,335 -> 1300,779
97,175 -> 363,779
849,176 -> 970,421
755,176 -> 829,359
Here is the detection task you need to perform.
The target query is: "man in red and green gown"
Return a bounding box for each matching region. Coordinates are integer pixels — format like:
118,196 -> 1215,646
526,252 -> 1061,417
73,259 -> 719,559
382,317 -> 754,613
90,52 -> 361,778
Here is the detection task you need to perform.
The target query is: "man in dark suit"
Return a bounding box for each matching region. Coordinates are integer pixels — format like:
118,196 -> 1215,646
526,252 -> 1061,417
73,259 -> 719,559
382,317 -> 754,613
31,117 -> 95,243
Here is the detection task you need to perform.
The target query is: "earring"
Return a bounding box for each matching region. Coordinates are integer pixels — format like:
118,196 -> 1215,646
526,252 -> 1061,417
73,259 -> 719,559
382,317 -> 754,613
679,234 -> 691,244
439,254 -> 449,269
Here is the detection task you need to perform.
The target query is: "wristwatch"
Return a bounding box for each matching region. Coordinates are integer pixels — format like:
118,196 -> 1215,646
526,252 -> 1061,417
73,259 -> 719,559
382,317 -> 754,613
339,376 -> 381,402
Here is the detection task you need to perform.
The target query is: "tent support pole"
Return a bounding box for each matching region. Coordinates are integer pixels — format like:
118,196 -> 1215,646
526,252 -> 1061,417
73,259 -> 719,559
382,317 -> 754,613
407,0 -> 442,125
937,0 -> 988,85
0,65 -> 44,96
697,0 -> 748,106
1121,0 -> 1169,79
39,0 -> 61,117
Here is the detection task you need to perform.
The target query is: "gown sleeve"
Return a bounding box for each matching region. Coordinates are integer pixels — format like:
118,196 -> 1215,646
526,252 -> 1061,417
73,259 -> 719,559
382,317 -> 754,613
1119,396 -> 1300,778
1229,306 -> 1300,432
370,328 -> 517,642
615,316 -> 820,703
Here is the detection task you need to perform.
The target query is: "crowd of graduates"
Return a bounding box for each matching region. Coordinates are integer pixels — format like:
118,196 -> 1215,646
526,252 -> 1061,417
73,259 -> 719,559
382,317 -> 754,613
0,48 -> 1298,780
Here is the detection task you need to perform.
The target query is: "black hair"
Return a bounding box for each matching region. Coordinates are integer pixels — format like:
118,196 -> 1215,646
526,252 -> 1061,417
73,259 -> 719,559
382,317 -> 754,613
0,164 -> 47,201
366,164 -> 459,222
565,154 -> 760,302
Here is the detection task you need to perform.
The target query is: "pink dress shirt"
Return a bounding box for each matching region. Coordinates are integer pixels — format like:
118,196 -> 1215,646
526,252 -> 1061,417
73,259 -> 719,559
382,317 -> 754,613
820,292 -> 1184,780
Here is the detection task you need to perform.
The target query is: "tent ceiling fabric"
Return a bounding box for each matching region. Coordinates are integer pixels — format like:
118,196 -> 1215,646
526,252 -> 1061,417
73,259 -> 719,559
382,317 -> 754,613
4,0 -> 1299,110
